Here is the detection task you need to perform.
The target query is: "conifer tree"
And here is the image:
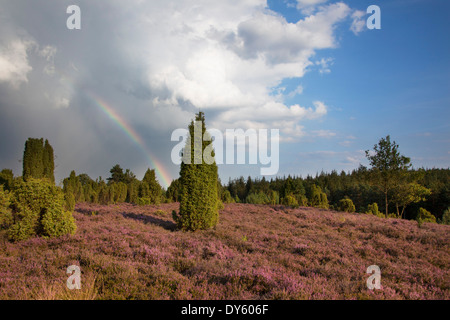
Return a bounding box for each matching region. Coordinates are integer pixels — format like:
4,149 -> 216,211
166,178 -> 181,202
23,138 -> 44,181
0,169 -> 14,191
174,112 -> 219,231
22,138 -> 55,184
63,170 -> 84,205
107,164 -> 125,184
365,135 -> 411,217
138,168 -> 162,204
43,139 -> 55,183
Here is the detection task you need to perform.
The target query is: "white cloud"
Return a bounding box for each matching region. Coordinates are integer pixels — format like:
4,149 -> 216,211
339,140 -> 352,147
315,57 -> 334,74
287,84 -> 304,98
136,1 -> 351,140
0,0 -> 354,136
297,0 -> 328,6
0,0 -> 364,183
38,45 -> 57,75
350,10 -> 366,35
312,129 -> 336,138
0,39 -> 34,87
296,0 -> 329,15
344,155 -> 360,164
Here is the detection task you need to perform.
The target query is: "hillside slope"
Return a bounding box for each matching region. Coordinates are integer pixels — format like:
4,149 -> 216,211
0,203 -> 448,299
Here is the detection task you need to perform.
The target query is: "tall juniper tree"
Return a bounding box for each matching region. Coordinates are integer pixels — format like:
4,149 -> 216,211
22,138 -> 55,184
139,168 -> 162,204
173,112 -> 219,231
43,139 -> 55,183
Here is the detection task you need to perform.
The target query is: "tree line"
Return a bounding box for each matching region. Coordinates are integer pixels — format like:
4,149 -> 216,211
216,135 -> 449,223
1,116 -> 449,238
218,167 -> 448,221
62,165 -> 164,211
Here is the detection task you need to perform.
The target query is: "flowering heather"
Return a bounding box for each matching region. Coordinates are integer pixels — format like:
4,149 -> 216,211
0,203 -> 448,300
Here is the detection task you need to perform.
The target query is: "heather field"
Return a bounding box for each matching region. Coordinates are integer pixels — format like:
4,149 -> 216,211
0,203 -> 448,300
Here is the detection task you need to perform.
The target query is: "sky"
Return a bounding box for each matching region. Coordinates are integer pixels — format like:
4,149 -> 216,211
0,0 -> 449,189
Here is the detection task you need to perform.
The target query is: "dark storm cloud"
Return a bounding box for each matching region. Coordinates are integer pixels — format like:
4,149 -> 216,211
0,0 -> 359,185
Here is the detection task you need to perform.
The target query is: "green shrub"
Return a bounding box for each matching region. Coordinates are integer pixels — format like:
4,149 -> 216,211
366,203 -> 379,215
137,197 -> 152,206
110,182 -> 128,203
7,206 -> 38,241
281,194 -> 299,208
269,191 -> 280,205
295,194 -> 308,207
154,210 -> 166,217
64,191 -> 76,211
440,208 -> 450,225
0,169 -> 14,191
221,190 -> 234,204
337,198 -> 355,213
0,186 -> 13,229
97,182 -> 111,205
7,178 -> 76,241
416,207 -> 436,224
308,185 -> 329,209
246,192 -> 270,205
365,202 -> 384,218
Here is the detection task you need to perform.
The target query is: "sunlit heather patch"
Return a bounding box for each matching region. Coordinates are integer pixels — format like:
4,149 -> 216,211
0,202 -> 448,300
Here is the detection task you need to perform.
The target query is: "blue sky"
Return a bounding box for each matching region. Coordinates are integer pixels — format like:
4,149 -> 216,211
266,0 -> 450,177
0,0 -> 448,187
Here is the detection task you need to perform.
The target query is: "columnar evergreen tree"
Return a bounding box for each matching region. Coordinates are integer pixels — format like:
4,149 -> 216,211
97,178 -> 110,205
126,178 -> 140,204
174,112 -> 219,231
78,173 -> 98,203
63,171 -> 84,202
23,138 -> 44,181
166,178 -> 181,202
110,182 -> 128,203
22,138 -> 55,184
138,168 -> 162,205
43,139 -> 55,183
0,169 -> 14,191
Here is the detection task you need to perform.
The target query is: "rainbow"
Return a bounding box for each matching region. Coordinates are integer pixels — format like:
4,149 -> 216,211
86,91 -> 172,189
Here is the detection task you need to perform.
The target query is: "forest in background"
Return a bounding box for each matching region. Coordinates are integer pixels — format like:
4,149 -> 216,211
1,136 -> 449,226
